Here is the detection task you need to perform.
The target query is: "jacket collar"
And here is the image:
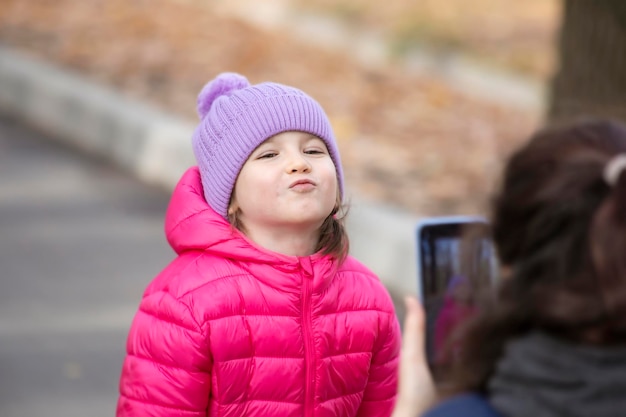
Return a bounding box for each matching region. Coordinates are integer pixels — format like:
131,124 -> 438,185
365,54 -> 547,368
164,167 -> 337,291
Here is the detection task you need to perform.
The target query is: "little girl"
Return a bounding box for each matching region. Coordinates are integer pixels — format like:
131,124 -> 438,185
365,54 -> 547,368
116,72 -> 401,417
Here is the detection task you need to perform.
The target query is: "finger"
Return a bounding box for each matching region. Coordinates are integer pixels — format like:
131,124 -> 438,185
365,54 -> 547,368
402,296 -> 426,361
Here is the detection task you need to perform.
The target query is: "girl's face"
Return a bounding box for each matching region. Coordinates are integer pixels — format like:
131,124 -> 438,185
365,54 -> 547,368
231,131 -> 338,236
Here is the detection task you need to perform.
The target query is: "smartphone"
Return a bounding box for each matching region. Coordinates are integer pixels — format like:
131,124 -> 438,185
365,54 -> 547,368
415,216 -> 497,370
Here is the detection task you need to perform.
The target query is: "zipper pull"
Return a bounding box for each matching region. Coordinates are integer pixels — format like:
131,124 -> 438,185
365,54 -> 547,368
298,256 -> 313,277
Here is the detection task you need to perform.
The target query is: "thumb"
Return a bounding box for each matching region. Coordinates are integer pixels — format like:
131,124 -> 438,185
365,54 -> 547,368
392,296 -> 436,417
401,295 -> 427,363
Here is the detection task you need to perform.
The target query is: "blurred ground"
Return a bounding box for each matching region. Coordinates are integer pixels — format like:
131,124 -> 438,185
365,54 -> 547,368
0,114 -> 173,417
0,0 -> 560,215
292,0 -> 559,79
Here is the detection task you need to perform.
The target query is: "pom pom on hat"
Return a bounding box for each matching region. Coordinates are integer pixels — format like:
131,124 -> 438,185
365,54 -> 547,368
191,72 -> 345,219
196,72 -> 250,120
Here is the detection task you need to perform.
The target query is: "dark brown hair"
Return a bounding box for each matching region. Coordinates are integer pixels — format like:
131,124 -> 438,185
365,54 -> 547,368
446,119 -> 626,394
315,193 -> 350,263
228,192 -> 350,263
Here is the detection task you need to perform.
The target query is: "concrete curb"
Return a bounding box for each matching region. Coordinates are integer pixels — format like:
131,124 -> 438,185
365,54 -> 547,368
0,46 -> 420,295
0,47 -> 196,190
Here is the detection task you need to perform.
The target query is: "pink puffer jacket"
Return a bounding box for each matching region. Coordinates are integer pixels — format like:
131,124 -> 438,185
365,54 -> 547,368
117,167 -> 401,417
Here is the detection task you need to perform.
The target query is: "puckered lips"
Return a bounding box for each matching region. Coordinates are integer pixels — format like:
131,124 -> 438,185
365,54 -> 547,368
289,178 -> 316,192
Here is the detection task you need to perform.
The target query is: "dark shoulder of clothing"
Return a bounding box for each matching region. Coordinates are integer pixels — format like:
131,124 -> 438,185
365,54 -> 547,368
422,394 -> 503,417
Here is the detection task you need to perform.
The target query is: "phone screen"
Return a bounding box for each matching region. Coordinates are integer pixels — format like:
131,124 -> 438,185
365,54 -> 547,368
416,219 -> 496,369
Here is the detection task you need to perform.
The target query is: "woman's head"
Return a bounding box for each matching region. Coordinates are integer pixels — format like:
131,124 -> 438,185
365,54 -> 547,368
446,119 -> 626,392
492,119 -> 626,339
191,72 -> 348,259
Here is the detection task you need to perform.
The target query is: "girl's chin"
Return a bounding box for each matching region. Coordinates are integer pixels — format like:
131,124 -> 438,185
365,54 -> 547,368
283,216 -> 328,228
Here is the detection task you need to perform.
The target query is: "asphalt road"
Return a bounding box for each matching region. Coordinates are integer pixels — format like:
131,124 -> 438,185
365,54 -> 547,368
0,114 -> 174,417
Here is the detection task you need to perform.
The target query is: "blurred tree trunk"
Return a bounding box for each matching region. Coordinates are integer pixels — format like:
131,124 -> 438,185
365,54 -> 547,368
548,0 -> 626,125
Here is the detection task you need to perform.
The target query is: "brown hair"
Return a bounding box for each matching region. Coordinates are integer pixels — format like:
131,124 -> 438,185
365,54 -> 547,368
445,119 -> 626,394
228,192 -> 350,263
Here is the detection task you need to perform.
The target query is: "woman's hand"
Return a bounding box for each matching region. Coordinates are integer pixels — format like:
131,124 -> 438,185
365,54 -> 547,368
391,296 -> 437,417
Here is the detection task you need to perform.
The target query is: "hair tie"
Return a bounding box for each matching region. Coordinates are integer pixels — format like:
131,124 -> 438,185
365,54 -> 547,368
603,154 -> 626,186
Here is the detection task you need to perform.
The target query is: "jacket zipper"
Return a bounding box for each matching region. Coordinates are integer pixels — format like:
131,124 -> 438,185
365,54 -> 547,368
301,263 -> 315,417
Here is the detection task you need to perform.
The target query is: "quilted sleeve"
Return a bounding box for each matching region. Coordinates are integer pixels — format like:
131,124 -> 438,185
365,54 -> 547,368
357,311 -> 402,417
116,291 -> 212,416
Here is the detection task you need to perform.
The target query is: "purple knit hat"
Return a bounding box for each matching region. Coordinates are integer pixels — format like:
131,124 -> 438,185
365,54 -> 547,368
191,72 -> 344,219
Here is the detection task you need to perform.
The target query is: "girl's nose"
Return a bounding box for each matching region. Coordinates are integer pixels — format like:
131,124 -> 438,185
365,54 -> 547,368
286,153 -> 311,173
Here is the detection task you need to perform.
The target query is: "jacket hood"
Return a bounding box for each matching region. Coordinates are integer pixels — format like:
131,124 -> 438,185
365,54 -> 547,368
164,167 -> 338,289
488,331 -> 626,417
165,167 -> 231,254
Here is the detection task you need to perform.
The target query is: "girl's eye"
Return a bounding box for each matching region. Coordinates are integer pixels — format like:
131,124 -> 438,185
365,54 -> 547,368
304,149 -> 325,155
258,152 -> 277,159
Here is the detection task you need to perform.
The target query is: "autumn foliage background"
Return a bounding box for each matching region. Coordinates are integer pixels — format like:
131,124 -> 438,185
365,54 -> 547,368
0,0 -> 561,215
